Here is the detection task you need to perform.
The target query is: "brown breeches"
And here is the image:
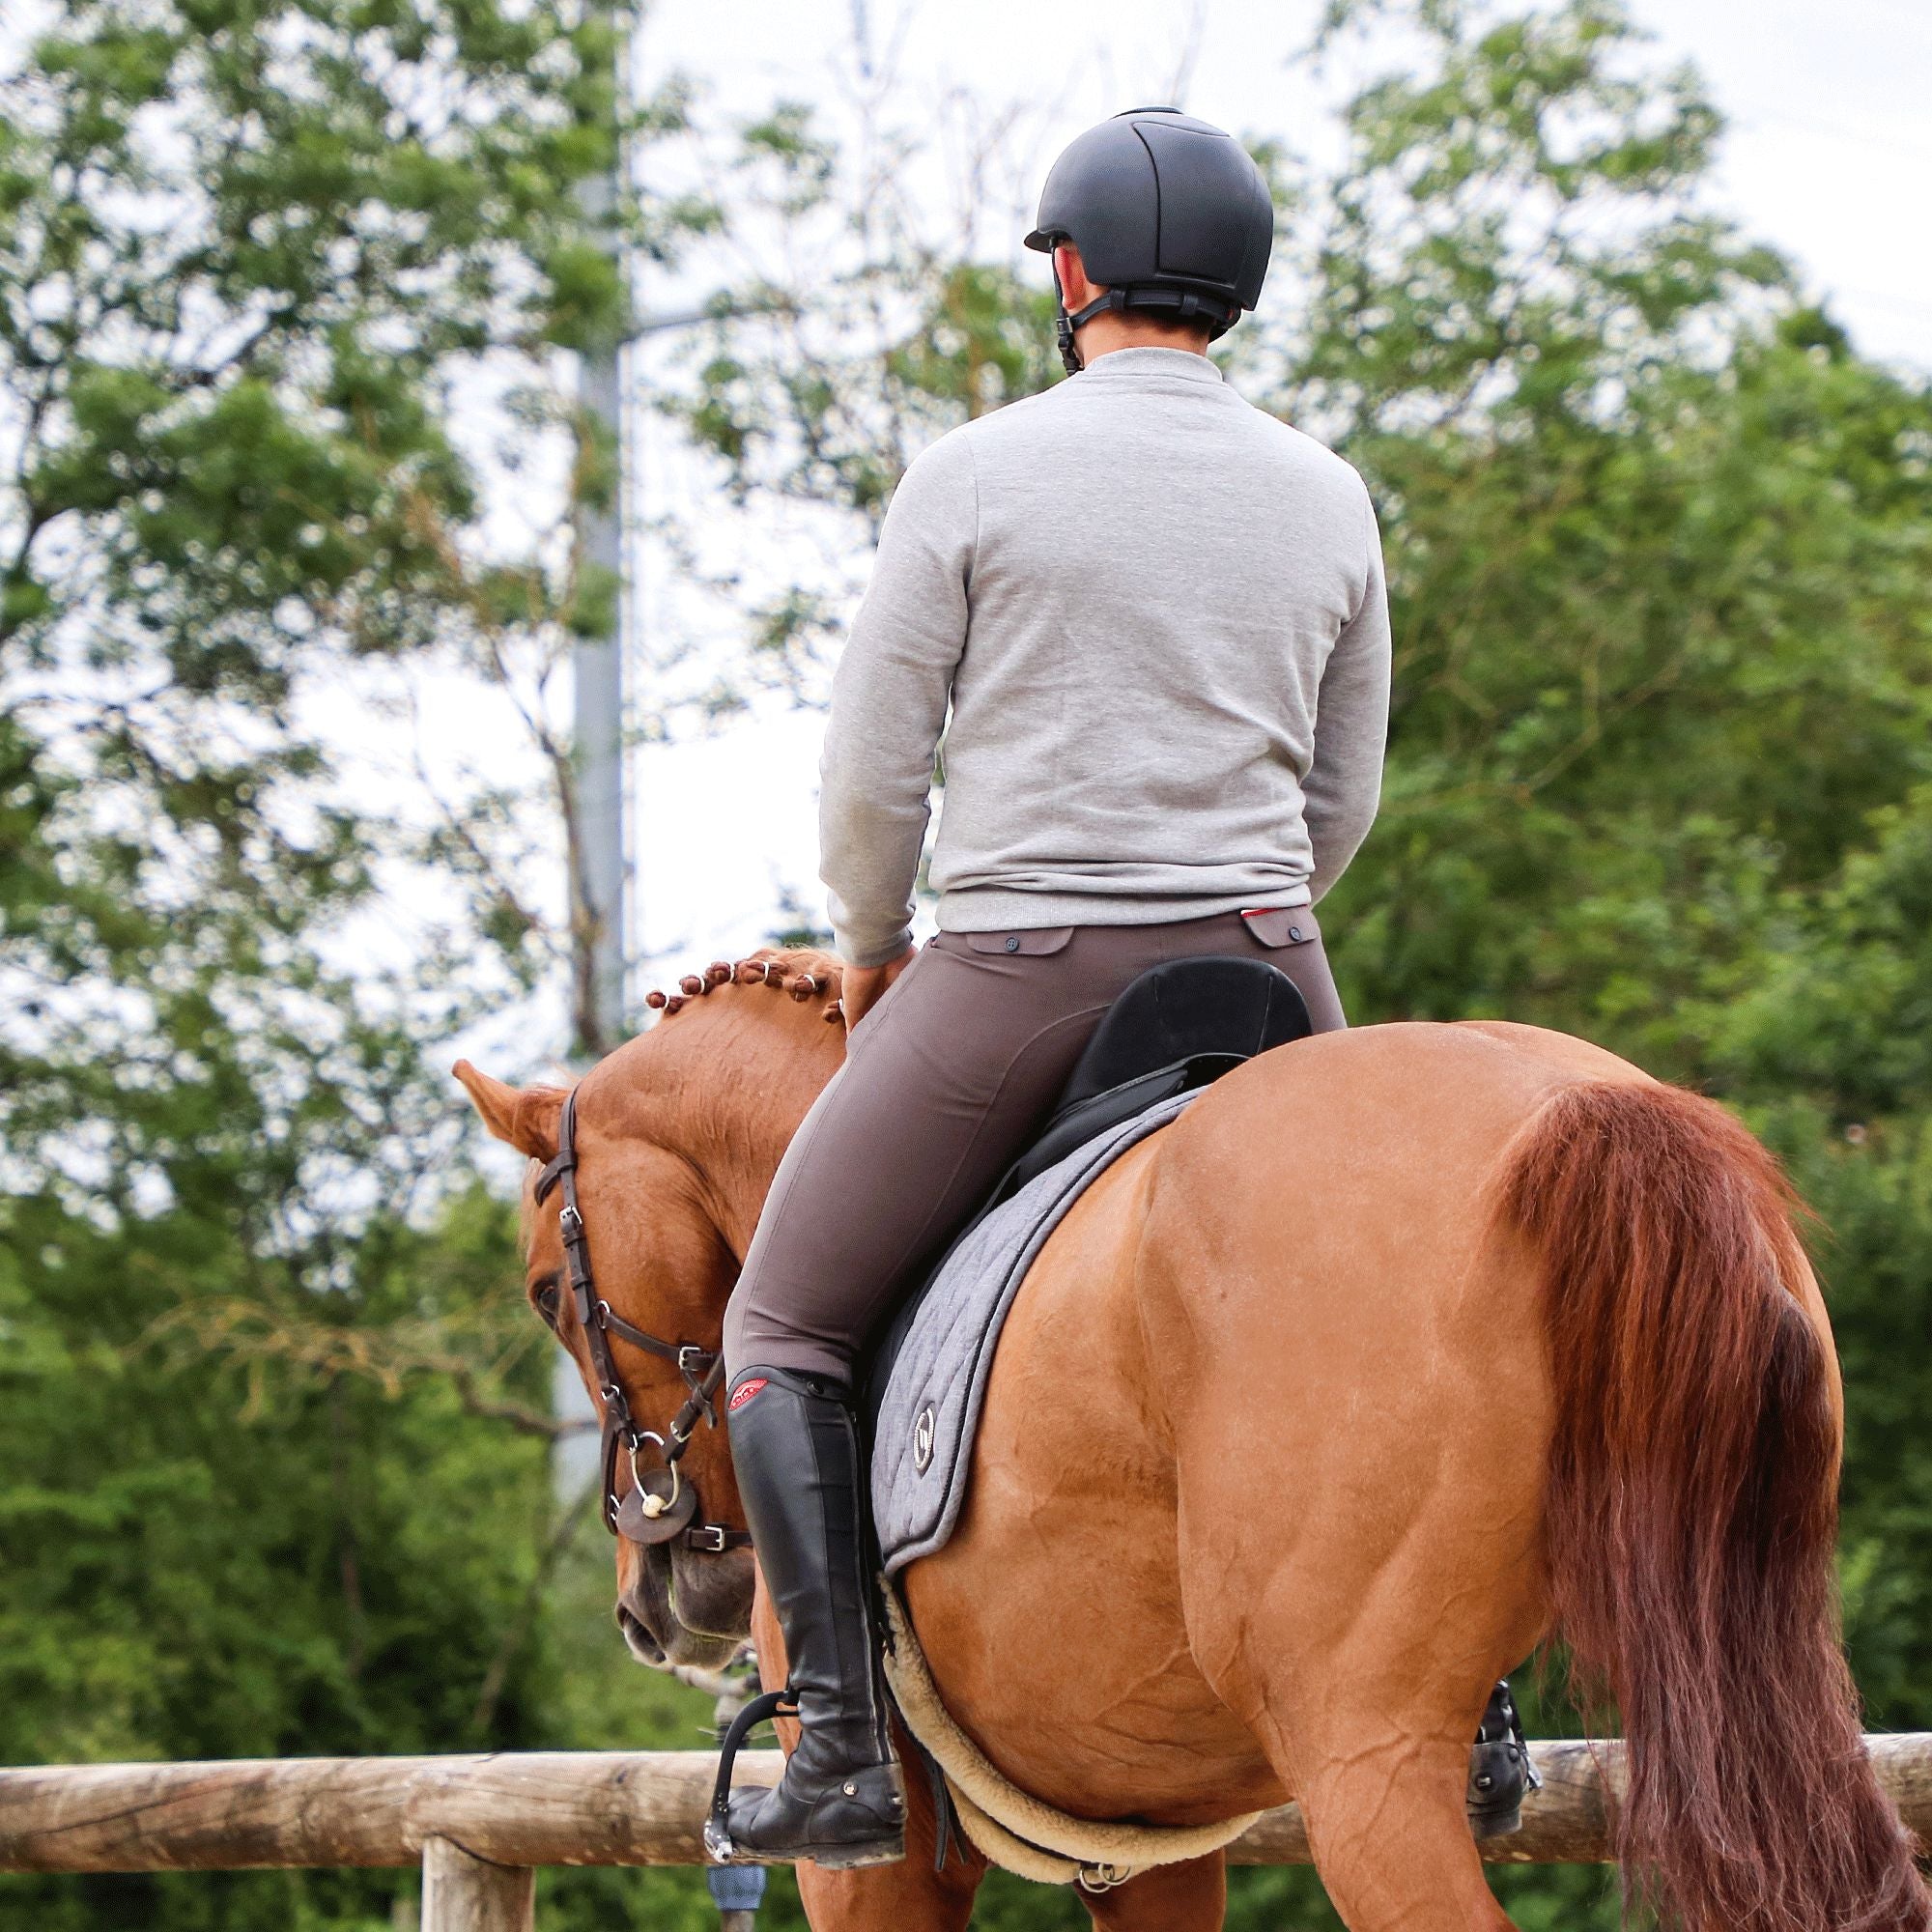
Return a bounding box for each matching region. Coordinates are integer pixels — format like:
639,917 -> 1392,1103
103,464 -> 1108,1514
723,909 -> 1347,1387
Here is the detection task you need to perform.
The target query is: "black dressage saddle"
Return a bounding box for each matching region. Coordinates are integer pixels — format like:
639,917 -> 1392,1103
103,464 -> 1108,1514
866,952 -> 1313,1417
993,952 -> 1314,1207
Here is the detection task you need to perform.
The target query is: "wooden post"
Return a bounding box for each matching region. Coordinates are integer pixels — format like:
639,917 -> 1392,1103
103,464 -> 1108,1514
421,1836 -> 533,1932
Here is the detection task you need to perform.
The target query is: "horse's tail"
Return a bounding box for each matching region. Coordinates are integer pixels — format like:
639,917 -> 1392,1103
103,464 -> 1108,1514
1495,1079 -> 1926,1932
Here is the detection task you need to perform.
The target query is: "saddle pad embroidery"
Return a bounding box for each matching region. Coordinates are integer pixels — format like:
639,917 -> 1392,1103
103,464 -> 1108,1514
871,1088 -> 1201,1574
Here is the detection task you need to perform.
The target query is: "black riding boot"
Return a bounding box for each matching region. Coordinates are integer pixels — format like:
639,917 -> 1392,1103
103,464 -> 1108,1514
1467,1678 -> 1538,1837
711,1368 -> 905,1868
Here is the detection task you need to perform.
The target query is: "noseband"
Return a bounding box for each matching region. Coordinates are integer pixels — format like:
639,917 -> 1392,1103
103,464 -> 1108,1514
532,1091 -> 752,1556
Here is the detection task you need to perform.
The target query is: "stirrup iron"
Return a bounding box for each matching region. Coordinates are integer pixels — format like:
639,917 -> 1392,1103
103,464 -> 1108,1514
705,1687 -> 797,1863
1467,1678 -> 1540,1839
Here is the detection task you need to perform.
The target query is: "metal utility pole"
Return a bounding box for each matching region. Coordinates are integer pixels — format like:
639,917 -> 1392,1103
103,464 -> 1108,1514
564,6 -> 792,1069
558,236 -> 623,1490
568,314 -> 772,1062
567,36 -> 755,1066
571,171 -> 629,1066
557,22 -> 629,1501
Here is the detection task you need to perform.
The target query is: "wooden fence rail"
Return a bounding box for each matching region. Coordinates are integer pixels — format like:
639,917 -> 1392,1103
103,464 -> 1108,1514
4,1737 -> 1928,1928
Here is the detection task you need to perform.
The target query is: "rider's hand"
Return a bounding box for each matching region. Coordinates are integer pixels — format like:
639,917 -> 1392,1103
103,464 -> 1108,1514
839,945 -> 916,1036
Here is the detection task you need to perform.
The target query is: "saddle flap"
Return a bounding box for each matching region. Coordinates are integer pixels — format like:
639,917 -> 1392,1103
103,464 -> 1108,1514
865,955 -> 1317,1453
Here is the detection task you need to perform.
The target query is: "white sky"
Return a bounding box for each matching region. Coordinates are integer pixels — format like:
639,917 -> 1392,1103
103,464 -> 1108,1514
611,0 -> 1931,1014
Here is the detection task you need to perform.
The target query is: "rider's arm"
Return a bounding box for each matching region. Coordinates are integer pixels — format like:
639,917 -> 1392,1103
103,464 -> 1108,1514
1302,487 -> 1391,903
818,431 -> 977,967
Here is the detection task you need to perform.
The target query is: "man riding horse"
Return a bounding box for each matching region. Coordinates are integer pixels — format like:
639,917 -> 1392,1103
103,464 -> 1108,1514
718,106 -> 1401,1868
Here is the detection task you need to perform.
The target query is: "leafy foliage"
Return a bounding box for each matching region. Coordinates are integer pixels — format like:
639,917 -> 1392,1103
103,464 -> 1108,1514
0,0 -> 718,1923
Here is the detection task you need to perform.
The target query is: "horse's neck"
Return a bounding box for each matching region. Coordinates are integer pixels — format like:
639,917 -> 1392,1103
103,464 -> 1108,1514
647,1001 -> 842,1263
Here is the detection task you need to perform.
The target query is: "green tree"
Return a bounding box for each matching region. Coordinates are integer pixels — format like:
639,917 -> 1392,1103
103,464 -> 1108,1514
0,0 -> 720,1924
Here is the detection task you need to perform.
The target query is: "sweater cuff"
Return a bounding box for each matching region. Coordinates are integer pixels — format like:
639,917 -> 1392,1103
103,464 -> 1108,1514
835,925 -> 915,970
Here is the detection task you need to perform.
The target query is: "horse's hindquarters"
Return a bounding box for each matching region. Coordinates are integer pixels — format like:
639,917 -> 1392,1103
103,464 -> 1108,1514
900,1023 -> 1586,1835
1142,1025 -> 1572,1757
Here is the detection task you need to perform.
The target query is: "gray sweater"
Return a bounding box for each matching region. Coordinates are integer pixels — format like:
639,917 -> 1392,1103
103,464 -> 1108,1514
819,347 -> 1391,967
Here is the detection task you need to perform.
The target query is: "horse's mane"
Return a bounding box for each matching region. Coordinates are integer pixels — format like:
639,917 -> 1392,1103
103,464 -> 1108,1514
517,1156 -> 556,1261
642,946 -> 844,1022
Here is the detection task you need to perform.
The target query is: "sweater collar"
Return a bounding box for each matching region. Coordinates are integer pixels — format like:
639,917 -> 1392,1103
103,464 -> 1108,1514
1077,346 -> 1225,385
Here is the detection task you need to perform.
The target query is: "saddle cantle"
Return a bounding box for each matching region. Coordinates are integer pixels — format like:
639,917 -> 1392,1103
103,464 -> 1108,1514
993,952 -> 1314,1207
866,953 -> 1314,1556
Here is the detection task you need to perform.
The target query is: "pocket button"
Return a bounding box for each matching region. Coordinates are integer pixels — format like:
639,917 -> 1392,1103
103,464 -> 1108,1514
1005,936 -> 1019,952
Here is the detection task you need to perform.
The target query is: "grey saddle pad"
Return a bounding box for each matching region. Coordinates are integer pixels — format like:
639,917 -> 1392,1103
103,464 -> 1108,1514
871,1088 -> 1201,1576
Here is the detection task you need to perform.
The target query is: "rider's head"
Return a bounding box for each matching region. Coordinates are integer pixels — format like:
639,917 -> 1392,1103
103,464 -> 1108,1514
1024,107 -> 1274,377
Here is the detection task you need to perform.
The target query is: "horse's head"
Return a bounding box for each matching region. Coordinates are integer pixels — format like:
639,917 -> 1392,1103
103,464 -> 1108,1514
453,952 -> 846,1671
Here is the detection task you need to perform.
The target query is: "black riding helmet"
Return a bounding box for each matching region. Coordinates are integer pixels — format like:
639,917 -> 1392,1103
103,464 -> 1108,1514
1024,107 -> 1274,376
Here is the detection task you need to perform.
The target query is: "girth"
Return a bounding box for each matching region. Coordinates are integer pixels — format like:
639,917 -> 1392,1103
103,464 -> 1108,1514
533,1090 -> 751,1555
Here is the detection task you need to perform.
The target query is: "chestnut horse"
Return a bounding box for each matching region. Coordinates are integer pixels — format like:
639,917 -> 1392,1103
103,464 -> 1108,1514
455,950 -> 1926,1932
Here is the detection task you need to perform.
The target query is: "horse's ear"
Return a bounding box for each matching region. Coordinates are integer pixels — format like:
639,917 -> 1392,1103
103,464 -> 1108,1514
452,1061 -> 567,1162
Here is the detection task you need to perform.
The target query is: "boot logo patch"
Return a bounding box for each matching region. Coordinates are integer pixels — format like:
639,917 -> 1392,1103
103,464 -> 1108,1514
727,1377 -> 768,1413
914,1404 -> 936,1473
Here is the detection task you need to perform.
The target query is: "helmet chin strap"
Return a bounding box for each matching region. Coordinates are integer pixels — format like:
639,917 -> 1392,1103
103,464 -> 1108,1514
1052,259 -> 1236,376
1058,292 -> 1134,377
1051,259 -> 1090,377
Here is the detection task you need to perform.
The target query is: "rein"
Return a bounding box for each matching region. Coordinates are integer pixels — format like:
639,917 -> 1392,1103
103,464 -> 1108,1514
533,1090 -> 751,1556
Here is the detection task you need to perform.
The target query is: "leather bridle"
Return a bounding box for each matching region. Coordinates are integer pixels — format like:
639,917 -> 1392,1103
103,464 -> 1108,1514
532,1091 -> 751,1556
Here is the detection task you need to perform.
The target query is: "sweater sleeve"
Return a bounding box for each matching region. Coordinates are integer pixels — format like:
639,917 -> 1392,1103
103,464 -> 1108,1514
1302,485 -> 1391,904
818,430 -> 977,966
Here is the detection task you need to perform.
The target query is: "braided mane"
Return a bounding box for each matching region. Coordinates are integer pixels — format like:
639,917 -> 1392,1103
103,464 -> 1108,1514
642,947 -> 846,1026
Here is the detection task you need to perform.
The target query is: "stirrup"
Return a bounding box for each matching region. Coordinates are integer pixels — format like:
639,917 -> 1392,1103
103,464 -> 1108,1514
705,1687 -> 797,1863
1467,1679 -> 1540,1839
